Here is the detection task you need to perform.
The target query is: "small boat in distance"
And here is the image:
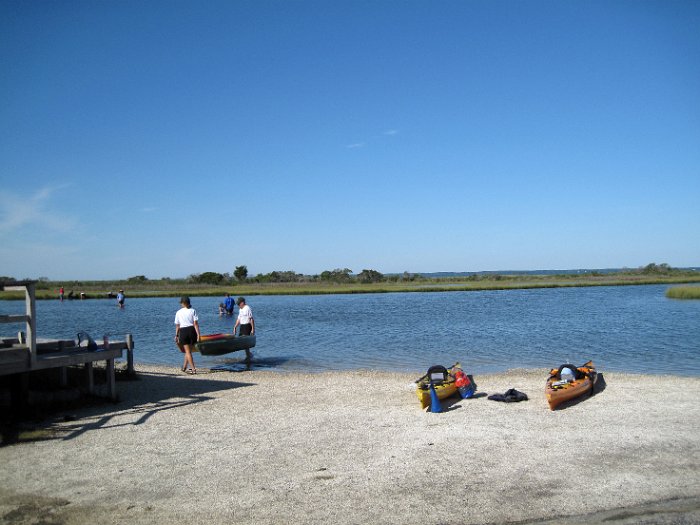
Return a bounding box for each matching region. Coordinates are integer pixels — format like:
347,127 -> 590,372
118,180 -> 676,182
195,334 -> 256,356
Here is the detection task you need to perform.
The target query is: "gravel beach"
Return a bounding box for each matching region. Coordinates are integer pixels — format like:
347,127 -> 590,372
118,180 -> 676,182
1,365 -> 699,525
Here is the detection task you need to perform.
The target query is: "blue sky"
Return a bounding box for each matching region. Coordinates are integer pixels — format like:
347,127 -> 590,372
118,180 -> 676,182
1,0 -> 698,280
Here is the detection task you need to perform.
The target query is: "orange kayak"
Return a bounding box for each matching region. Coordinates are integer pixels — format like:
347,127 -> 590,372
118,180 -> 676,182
545,361 -> 596,410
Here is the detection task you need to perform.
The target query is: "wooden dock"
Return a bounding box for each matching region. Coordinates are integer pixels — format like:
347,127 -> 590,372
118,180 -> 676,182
1,280 -> 134,401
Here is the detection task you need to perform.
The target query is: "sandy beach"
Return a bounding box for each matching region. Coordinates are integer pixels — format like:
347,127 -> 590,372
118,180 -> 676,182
1,365 -> 699,525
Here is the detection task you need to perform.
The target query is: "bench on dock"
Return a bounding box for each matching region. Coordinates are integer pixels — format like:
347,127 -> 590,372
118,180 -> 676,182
1,281 -> 134,401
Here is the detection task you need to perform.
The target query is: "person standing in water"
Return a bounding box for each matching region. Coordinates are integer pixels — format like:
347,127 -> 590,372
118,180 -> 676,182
175,296 -> 200,374
223,293 -> 235,316
116,289 -> 125,308
233,297 -> 255,336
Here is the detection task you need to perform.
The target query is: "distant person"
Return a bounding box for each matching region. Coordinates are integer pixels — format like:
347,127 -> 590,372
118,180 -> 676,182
175,296 -> 200,374
59,287 -> 64,302
116,290 -> 125,308
233,297 -> 255,336
218,303 -> 226,316
224,293 -> 235,316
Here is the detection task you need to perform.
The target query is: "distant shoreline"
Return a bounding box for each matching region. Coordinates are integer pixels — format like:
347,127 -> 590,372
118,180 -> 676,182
2,272 -> 700,300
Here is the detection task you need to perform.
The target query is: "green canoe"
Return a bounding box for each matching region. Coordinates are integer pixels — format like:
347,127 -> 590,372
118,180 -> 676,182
195,334 -> 256,356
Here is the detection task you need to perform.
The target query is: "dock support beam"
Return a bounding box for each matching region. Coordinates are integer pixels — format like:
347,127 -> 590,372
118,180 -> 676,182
106,358 -> 116,400
126,333 -> 134,375
85,362 -> 94,394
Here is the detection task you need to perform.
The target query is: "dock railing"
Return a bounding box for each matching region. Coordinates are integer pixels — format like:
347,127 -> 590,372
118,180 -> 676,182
1,281 -> 134,401
0,280 -> 37,369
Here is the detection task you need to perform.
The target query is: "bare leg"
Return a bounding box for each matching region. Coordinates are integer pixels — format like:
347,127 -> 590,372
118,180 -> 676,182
183,344 -> 196,373
177,341 -> 187,371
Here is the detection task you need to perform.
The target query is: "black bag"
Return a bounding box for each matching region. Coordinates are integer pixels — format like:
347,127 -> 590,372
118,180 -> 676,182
488,388 -> 528,402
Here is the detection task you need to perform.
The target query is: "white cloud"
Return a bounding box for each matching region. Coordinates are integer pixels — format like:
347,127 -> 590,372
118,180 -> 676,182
346,142 -> 365,149
0,185 -> 77,235
383,129 -> 399,136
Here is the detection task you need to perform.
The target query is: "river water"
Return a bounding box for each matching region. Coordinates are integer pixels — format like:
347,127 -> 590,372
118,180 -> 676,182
1,285 -> 698,376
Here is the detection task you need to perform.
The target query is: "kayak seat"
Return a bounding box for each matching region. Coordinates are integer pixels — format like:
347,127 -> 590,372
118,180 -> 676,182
551,363 -> 588,381
426,365 -> 449,385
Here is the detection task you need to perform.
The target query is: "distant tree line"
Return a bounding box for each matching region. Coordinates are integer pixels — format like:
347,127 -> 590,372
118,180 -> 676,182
185,266 -> 392,285
3,263 -> 694,288
639,263 -> 675,275
180,263 -> 695,286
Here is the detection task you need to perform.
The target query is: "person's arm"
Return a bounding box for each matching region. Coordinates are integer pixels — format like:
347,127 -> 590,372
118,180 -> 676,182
233,318 -> 240,335
175,322 -> 180,343
250,316 -> 255,335
193,319 -> 200,341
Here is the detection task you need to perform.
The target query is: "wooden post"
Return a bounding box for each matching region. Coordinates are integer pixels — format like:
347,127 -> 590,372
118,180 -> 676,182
85,362 -> 94,394
25,282 -> 37,368
126,333 -> 134,375
106,358 -> 116,400
10,373 -> 29,420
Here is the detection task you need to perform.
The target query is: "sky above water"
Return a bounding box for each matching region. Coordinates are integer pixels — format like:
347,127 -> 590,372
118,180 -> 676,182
1,0 -> 698,280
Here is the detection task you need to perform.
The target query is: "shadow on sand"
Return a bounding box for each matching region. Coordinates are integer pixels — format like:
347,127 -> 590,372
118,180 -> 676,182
1,366 -> 255,446
209,354 -> 292,372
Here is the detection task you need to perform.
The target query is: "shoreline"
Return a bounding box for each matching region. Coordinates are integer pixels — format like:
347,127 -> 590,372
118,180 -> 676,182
2,275 -> 700,301
2,365 -> 699,524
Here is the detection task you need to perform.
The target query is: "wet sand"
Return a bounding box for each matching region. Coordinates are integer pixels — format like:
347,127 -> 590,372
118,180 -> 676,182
1,365 -> 699,524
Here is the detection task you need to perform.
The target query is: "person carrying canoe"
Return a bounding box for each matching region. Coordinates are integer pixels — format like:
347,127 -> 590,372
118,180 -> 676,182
233,297 -> 255,336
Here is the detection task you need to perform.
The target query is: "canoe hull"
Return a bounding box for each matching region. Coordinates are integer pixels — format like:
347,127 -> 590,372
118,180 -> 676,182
545,360 -> 596,410
194,334 -> 256,356
416,381 -> 457,409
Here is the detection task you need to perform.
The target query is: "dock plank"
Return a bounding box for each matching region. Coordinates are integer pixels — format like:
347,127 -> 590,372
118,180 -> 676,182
0,342 -> 127,375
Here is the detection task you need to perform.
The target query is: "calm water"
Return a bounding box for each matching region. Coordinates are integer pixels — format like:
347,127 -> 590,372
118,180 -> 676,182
1,285 -> 698,376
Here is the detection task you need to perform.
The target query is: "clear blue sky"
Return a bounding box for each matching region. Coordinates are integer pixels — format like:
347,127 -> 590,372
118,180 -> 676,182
1,0 -> 698,280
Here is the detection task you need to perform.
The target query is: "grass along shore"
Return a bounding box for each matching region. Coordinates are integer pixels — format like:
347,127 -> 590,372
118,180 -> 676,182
666,285 -> 700,299
2,271 -> 700,300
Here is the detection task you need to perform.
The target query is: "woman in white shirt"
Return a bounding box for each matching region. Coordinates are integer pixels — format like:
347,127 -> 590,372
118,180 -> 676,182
175,296 -> 200,374
233,297 -> 255,336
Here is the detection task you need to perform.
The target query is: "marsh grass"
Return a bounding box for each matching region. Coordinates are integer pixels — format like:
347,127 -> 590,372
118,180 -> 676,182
665,286 -> 700,300
2,273 -> 700,300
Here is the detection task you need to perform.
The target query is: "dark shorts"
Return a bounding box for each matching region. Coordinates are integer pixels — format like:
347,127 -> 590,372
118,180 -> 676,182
178,326 -> 198,345
239,324 -> 252,336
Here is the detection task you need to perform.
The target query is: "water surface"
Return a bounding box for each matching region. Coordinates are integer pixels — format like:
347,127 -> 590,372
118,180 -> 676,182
1,285 -> 698,376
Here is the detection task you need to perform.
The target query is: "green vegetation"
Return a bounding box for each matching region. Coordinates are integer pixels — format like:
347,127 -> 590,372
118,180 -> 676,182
1,263 -> 698,300
665,286 -> 700,300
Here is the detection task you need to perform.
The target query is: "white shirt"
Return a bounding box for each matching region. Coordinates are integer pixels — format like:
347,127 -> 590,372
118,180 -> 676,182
237,304 -> 253,324
174,307 -> 198,327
